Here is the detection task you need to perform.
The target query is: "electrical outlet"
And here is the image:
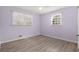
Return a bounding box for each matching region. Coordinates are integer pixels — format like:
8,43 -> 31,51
19,35 -> 22,37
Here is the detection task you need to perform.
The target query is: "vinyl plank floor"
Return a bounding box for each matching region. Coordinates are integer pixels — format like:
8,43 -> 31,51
0,35 -> 77,52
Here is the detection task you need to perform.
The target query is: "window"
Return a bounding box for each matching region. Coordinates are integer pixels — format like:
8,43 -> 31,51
51,13 -> 62,25
12,11 -> 32,26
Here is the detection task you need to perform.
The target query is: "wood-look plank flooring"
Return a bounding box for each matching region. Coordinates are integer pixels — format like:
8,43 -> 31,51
0,35 -> 77,52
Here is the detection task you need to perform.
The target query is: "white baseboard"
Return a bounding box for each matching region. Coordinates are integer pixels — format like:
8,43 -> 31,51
1,34 -> 40,44
1,34 -> 77,44
42,34 -> 77,43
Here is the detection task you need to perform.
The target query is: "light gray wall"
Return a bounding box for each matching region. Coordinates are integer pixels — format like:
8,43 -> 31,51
0,8 -> 3,44
40,7 -> 77,43
0,6 -> 78,44
0,6 -> 40,43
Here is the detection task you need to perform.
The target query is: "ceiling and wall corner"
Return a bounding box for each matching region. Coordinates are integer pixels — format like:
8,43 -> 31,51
18,6 -> 68,14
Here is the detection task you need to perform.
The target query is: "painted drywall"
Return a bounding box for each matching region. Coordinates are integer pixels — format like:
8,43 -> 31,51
0,7 -> 40,43
0,8 -> 2,46
78,8 -> 79,48
0,6 -> 78,44
40,7 -> 77,43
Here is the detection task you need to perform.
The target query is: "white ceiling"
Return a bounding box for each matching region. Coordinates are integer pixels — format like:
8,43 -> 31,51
18,6 -> 68,14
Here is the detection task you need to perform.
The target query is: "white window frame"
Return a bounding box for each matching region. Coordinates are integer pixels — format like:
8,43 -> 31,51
51,13 -> 62,25
12,11 -> 33,26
